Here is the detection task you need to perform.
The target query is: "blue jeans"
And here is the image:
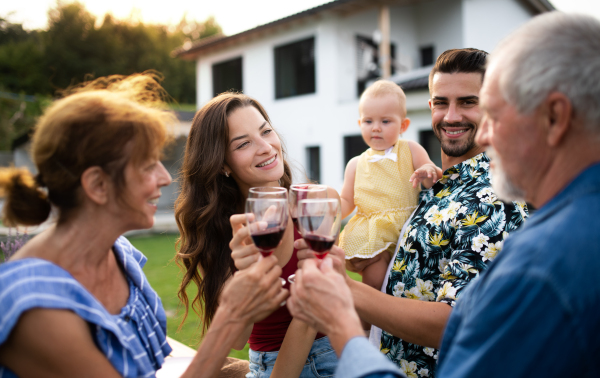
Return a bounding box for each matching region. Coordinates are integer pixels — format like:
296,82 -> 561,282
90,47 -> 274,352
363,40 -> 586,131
246,336 -> 337,378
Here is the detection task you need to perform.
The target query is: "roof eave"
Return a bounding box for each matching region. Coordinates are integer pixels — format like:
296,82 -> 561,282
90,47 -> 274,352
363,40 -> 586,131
173,0 -> 429,60
520,0 -> 555,14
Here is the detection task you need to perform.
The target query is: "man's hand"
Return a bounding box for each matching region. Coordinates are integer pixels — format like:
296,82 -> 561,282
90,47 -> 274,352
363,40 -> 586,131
287,257 -> 364,356
220,255 -> 289,325
409,163 -> 440,188
230,214 -> 261,270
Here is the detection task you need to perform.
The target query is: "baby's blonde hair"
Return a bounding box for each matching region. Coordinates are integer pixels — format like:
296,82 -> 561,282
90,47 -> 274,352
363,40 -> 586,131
359,80 -> 407,118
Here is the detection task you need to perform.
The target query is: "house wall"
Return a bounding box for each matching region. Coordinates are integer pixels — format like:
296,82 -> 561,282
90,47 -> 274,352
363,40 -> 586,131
415,0 -> 463,61
461,0 -> 533,53
193,0 -> 536,192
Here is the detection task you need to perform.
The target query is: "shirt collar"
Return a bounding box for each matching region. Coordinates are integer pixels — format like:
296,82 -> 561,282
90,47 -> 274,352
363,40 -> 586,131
437,152 -> 489,186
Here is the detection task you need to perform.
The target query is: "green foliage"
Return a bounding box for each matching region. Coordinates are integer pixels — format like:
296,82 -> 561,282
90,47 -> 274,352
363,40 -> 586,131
0,3 -> 219,149
0,2 -> 221,102
0,95 -> 50,150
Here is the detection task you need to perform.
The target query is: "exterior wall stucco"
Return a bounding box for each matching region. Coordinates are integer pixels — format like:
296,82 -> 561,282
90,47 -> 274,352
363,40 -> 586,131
462,0 -> 534,53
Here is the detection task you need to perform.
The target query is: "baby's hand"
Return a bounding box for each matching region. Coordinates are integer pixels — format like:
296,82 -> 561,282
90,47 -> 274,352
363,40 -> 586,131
409,163 -> 439,188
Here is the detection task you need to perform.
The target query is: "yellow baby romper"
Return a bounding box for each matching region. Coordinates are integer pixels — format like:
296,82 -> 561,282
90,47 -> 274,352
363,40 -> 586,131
340,140 -> 420,259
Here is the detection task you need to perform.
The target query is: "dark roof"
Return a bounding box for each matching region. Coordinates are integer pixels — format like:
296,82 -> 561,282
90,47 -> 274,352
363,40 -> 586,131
397,75 -> 429,92
173,0 -> 554,60
174,0 -> 413,59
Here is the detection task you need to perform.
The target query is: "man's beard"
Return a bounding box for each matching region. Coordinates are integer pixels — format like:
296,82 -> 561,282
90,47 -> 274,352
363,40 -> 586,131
433,121 -> 477,157
487,147 -> 526,202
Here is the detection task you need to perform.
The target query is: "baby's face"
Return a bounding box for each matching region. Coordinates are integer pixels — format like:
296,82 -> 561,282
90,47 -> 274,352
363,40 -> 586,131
359,94 -> 407,151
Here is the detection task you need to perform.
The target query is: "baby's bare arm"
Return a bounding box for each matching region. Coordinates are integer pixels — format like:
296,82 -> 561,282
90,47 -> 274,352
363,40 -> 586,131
340,157 -> 359,218
345,253 -> 388,273
407,141 -> 442,188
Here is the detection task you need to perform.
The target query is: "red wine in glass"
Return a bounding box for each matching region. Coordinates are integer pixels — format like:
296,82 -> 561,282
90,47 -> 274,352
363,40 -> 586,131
246,197 -> 288,259
297,198 -> 341,262
303,234 -> 334,258
251,226 -> 286,257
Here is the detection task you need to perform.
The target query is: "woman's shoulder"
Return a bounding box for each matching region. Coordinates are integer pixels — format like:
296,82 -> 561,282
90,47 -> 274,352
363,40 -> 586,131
113,236 -> 148,269
0,258 -> 108,344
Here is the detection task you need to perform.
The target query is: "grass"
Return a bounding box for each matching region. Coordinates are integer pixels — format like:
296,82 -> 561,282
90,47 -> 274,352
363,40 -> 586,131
169,103 -> 197,112
128,233 -> 361,360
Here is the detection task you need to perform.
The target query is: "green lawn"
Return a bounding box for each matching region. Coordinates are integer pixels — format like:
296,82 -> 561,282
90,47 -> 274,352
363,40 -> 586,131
128,233 -> 361,360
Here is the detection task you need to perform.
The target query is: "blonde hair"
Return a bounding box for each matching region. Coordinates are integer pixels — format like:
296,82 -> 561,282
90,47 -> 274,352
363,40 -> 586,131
359,80 -> 407,118
0,73 -> 175,226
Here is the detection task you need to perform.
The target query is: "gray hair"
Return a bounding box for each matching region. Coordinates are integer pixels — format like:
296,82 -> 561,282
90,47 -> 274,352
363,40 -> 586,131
491,12 -> 600,130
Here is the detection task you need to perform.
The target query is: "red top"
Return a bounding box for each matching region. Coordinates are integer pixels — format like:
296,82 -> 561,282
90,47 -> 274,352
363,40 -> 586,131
248,227 -> 326,352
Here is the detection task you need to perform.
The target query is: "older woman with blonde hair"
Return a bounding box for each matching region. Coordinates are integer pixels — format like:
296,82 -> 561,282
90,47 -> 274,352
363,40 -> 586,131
0,74 -> 287,378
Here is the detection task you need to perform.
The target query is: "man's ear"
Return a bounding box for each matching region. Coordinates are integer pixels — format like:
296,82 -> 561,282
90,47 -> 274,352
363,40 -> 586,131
400,118 -> 411,134
428,98 -> 433,111
544,92 -> 572,147
81,166 -> 110,205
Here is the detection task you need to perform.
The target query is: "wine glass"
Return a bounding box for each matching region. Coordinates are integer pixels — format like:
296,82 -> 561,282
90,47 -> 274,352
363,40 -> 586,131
245,198 -> 288,257
288,198 -> 341,284
248,186 -> 288,199
288,184 -> 327,229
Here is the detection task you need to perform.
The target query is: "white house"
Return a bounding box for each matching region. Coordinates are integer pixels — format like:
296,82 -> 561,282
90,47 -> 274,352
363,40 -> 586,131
175,0 -> 554,191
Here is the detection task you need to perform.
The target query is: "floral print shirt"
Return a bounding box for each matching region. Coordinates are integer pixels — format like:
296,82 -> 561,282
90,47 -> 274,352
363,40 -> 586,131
380,152 -> 528,378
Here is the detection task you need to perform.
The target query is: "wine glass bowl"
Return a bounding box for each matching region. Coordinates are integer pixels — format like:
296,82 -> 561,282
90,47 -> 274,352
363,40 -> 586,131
248,186 -> 288,199
297,198 -> 341,259
288,184 -> 328,229
245,198 -> 288,257
288,198 -> 341,284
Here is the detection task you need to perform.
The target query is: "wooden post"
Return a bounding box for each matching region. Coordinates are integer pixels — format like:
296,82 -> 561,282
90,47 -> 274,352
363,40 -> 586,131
379,5 -> 391,79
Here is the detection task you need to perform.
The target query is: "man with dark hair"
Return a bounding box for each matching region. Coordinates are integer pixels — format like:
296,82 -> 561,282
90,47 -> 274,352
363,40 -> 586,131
298,48 -> 527,377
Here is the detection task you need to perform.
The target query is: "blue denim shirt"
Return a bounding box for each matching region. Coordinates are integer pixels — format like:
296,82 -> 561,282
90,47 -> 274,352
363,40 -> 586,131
336,337 -> 405,378
437,162 -> 600,377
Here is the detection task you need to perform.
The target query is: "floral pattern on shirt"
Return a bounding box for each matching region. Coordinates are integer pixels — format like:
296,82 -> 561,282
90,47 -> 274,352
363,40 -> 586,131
380,152 -> 528,377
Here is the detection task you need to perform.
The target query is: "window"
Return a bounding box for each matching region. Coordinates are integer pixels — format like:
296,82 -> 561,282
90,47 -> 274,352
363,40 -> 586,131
419,130 -> 442,168
275,37 -> 315,99
212,57 -> 243,97
356,35 -> 396,96
420,46 -> 434,67
306,146 -> 321,183
343,135 -> 369,172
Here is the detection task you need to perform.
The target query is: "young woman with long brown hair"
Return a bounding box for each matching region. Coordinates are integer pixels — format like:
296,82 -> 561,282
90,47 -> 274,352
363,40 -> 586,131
175,93 -> 338,377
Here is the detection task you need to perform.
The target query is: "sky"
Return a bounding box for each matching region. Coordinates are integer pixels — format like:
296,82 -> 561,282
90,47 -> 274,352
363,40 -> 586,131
2,0 -> 600,35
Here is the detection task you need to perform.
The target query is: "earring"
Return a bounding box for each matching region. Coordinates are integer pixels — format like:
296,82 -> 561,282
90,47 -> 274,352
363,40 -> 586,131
224,171 -> 230,177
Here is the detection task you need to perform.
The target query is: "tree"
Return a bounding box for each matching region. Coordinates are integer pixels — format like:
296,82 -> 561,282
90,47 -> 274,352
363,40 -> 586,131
0,3 -> 222,150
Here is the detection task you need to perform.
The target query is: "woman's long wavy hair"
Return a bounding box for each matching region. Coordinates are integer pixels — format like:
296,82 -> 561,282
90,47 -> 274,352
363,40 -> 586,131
175,93 -> 292,333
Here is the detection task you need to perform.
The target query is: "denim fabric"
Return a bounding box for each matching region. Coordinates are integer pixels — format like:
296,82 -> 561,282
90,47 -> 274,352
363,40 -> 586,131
336,337 -> 404,378
246,336 -> 337,378
437,163 -> 600,377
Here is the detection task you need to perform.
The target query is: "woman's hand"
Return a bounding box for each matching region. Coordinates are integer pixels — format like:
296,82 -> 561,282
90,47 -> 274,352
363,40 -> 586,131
230,214 -> 261,270
220,255 -> 289,325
